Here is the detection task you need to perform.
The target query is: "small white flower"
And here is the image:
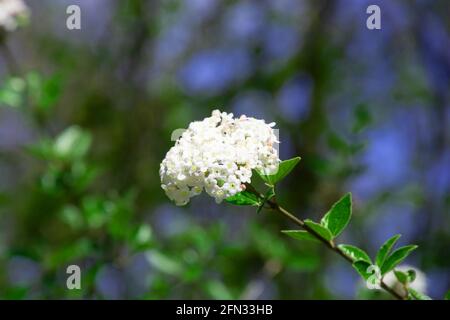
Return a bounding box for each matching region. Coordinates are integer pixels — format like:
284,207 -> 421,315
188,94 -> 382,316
160,110 -> 280,205
0,0 -> 29,32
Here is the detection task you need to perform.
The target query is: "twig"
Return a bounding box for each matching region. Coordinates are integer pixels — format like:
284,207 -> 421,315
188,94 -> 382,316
246,183 -> 407,300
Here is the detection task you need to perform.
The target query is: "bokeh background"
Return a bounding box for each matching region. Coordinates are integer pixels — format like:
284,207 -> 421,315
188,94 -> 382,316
0,0 -> 449,299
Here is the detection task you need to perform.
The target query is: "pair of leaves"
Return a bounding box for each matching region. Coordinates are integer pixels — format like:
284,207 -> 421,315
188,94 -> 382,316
303,193 -> 352,241
344,245 -> 375,282
351,234 -> 418,286
376,234 -> 417,275
282,193 -> 352,243
394,269 -> 416,285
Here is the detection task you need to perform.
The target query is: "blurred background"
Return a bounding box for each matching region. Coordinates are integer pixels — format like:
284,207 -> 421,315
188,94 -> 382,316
0,0 -> 449,299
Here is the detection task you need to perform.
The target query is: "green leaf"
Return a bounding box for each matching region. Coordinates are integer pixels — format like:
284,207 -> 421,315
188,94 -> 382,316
44,239 -> 92,269
25,139 -> 54,160
352,103 -> 372,133
304,219 -> 333,241
146,251 -> 183,276
380,245 -> 418,275
60,205 -> 84,230
281,230 -> 320,243
352,260 -> 372,281
257,157 -> 301,185
320,193 -> 352,237
375,234 -> 401,267
338,244 -> 371,264
225,191 -> 261,206
327,132 -> 350,154
409,288 -> 432,300
0,192 -> 9,206
54,126 -> 92,160
394,270 -> 408,284
30,73 -> 62,111
257,187 -> 275,213
205,280 -> 234,300
133,225 -> 153,247
406,270 -> 416,283
445,290 -> 450,300
0,77 -> 26,108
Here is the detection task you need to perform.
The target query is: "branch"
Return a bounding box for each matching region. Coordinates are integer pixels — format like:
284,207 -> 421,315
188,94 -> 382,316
265,198 -> 406,300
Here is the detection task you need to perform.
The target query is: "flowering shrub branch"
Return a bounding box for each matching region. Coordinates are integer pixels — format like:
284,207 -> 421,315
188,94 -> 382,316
243,181 -> 408,300
231,163 -> 431,300
160,110 -> 431,300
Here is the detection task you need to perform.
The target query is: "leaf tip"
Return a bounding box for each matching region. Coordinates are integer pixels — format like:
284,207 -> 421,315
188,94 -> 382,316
344,192 -> 352,201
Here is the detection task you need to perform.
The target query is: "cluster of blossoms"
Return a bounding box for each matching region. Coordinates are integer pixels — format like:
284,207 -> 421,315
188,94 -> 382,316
0,0 -> 29,32
160,110 -> 280,205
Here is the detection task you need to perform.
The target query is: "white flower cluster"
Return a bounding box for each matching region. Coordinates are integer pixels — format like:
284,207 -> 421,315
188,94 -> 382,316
160,110 -> 280,206
0,0 -> 29,32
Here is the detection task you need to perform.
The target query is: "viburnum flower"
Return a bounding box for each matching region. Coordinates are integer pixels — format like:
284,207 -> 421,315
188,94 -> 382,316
160,110 -> 280,205
0,0 -> 29,32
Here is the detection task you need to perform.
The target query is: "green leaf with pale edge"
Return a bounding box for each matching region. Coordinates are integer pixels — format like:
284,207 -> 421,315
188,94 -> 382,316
257,187 -> 275,213
338,244 -> 371,264
394,269 -> 416,285
226,191 -> 261,206
445,290 -> 450,300
376,234 -> 401,267
320,193 -> 352,237
257,157 -> 301,185
304,219 -> 333,241
352,260 -> 372,280
380,245 -> 418,275
409,288 -> 432,300
407,270 -> 416,283
394,270 -> 408,284
281,230 -> 320,243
